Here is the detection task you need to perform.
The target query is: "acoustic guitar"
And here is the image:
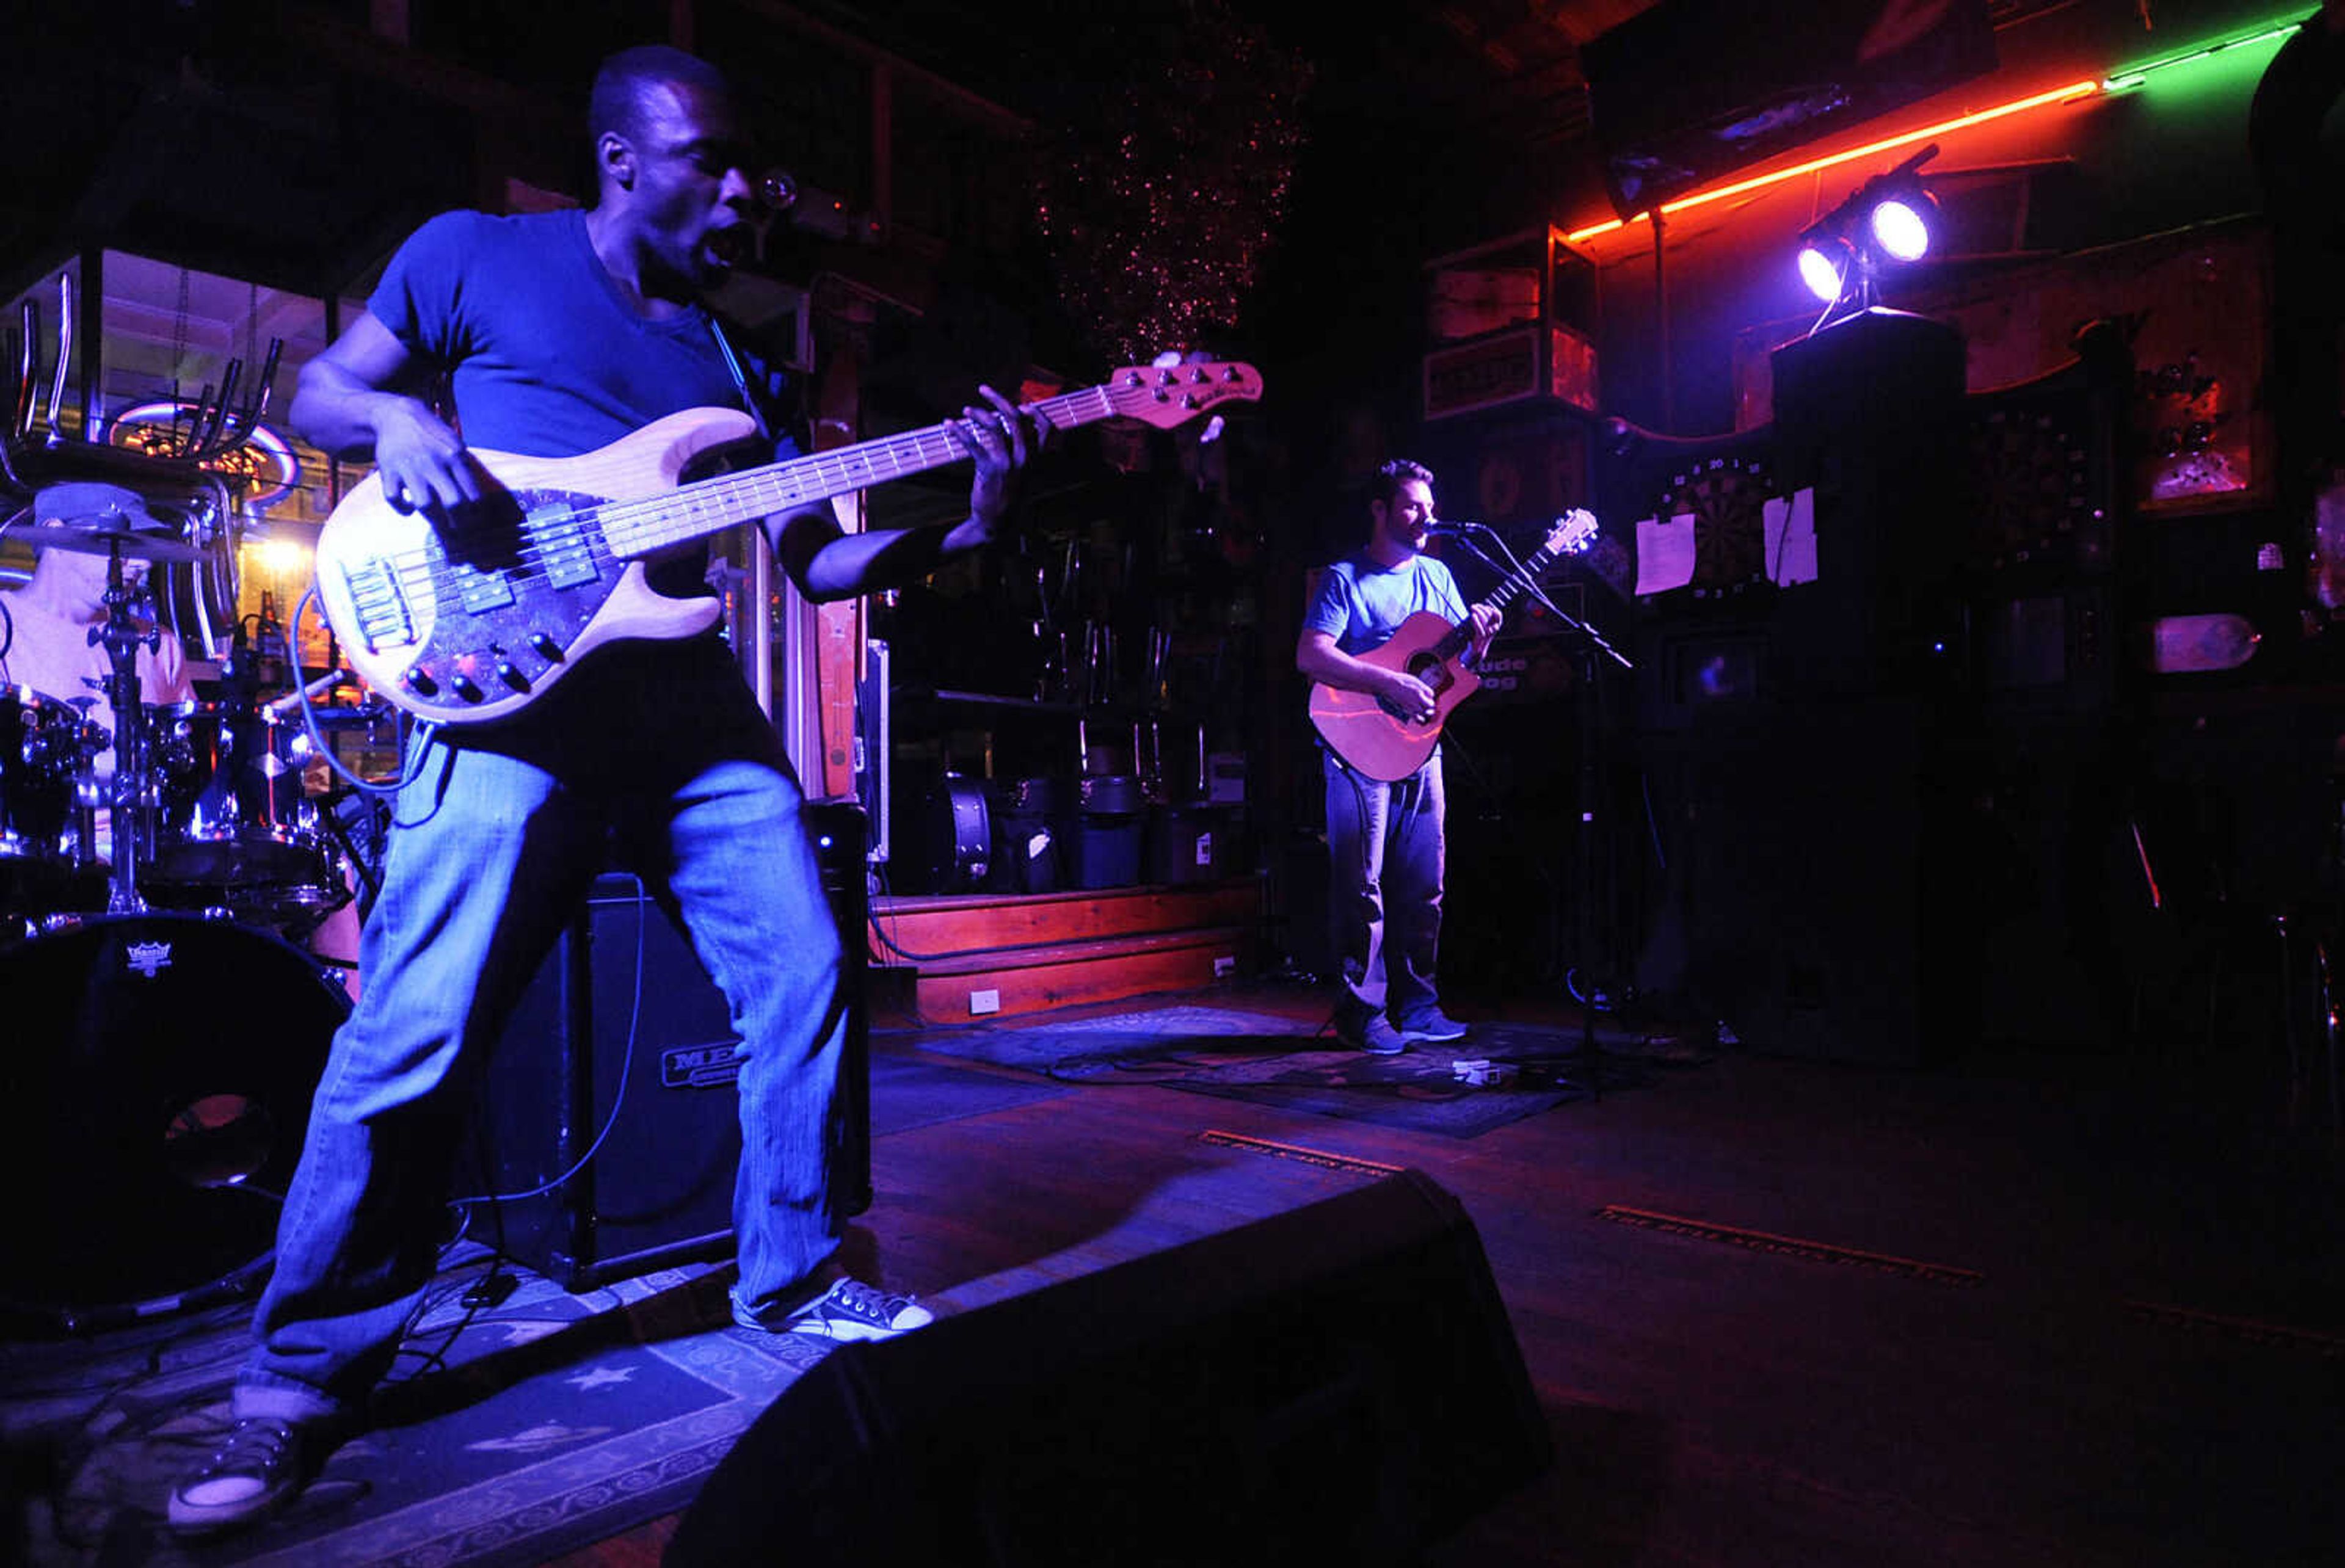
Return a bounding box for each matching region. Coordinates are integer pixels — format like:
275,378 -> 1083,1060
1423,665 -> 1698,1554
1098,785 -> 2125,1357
1308,510 -> 1598,782
313,361 -> 1263,725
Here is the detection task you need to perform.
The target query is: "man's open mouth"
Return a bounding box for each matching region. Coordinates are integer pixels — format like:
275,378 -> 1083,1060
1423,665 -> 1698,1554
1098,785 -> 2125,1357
705,225 -> 747,267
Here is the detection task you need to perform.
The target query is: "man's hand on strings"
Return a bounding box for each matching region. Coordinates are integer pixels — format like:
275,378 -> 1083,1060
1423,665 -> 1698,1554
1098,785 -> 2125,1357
1468,603 -> 1503,661
953,383 -> 1052,542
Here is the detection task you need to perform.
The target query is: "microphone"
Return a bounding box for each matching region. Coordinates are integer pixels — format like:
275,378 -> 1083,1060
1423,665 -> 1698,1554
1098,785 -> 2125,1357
1423,521 -> 1484,537
755,170 -> 798,212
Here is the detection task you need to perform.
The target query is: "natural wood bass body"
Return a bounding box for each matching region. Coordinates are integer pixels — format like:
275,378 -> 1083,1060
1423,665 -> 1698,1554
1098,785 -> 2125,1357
313,362 -> 1265,726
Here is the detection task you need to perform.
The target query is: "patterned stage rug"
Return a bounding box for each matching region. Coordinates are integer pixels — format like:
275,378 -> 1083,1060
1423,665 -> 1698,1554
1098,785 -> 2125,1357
3,1260 -> 800,1568
911,1005 -> 1714,1139
0,1056 -> 1069,1568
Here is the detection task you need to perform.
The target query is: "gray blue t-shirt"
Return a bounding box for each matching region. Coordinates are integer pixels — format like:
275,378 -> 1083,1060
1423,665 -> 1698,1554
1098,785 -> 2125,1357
1301,553 -> 1469,658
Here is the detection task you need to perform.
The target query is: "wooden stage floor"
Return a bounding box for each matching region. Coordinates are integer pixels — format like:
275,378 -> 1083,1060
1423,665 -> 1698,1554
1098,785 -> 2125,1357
7,972 -> 2335,1565
546,975 -> 2344,1567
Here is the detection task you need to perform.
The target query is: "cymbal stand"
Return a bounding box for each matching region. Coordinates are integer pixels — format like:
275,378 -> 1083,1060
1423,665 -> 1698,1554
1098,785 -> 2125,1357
89,538 -> 153,915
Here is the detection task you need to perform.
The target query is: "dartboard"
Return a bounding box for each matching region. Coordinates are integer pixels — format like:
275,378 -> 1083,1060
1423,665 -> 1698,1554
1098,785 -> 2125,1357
1657,455 -> 1773,595
1966,405 -> 2091,571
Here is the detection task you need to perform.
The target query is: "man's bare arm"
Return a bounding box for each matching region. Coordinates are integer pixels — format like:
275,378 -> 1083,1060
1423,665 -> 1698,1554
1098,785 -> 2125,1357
289,312 -> 481,514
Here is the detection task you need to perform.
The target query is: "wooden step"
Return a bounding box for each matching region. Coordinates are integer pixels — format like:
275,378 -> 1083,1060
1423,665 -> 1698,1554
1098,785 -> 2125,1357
907,925 -> 1253,1022
868,879 -> 1258,965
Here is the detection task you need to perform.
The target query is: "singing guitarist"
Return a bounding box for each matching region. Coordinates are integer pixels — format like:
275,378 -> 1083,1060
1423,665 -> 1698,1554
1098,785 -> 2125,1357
171,45 -> 1043,1537
1296,459 -> 1500,1056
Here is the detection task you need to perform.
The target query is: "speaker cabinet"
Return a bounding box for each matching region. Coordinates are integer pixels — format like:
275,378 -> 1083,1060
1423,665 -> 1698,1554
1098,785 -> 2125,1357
1769,310 -> 1971,700
666,1169 -> 1550,1568
1638,698 -> 1981,1065
476,802 -> 870,1291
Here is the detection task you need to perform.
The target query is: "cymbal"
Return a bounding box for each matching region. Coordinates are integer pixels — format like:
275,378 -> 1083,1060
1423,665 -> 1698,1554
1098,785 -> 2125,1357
32,481 -> 187,530
26,524 -> 206,563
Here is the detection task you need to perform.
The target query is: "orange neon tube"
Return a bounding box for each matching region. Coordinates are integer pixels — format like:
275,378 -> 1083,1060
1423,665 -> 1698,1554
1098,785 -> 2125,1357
1565,79 -> 2103,245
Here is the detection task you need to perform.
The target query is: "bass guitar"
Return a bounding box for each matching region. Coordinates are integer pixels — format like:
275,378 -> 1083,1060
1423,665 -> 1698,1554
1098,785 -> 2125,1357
1308,510 -> 1598,782
313,361 -> 1263,725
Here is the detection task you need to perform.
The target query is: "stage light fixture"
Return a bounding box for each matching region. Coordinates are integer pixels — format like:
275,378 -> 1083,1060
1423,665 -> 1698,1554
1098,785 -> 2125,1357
1868,190 -> 1935,262
1792,145 -> 1940,326
1797,234 -> 1853,303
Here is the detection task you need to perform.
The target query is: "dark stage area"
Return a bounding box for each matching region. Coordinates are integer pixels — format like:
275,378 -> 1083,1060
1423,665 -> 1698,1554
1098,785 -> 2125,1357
5,1 -> 2345,1563
5,975 -> 2341,1566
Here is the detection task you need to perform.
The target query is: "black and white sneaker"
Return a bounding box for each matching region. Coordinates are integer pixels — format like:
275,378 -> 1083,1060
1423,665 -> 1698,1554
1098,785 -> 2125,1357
167,1415 -> 311,1536
735,1278 -> 934,1341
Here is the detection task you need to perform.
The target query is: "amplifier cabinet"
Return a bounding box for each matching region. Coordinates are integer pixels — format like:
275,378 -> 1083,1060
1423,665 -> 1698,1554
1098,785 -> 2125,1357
474,802 -> 871,1290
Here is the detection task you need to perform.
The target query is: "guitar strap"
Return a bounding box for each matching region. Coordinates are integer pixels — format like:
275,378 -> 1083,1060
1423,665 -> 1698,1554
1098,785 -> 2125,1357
707,317 -> 775,446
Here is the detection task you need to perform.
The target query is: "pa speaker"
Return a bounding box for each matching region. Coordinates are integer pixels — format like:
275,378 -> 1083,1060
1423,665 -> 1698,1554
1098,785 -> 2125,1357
474,802 -> 871,1290
665,1169 -> 1549,1567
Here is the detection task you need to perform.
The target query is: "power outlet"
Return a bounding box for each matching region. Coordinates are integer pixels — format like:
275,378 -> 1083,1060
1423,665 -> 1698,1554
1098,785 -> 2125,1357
969,988 -> 1001,1015
1212,956 -> 1237,979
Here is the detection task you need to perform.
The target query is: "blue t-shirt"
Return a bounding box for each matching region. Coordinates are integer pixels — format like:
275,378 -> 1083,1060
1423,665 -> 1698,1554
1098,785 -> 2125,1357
368,207 -> 789,460
1301,553 -> 1468,658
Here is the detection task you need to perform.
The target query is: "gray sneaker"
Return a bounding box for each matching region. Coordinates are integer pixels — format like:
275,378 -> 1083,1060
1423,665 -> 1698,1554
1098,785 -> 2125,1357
735,1277 -> 934,1341
1339,1014 -> 1408,1054
1397,1009 -> 1469,1045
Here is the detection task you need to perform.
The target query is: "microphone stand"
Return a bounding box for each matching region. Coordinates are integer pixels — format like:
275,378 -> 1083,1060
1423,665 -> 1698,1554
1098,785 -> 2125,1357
1442,522 -> 1636,1100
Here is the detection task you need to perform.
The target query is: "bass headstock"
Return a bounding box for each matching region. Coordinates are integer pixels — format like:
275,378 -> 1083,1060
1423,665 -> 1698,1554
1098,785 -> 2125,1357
1100,361 -> 1263,429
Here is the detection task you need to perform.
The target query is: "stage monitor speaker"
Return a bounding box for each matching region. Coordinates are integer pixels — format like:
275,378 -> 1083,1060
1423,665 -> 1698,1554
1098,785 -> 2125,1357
664,1169 -> 1550,1568
475,802 -> 871,1290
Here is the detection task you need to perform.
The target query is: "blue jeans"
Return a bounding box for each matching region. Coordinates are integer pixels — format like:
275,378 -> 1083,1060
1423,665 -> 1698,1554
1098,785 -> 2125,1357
237,639 -> 846,1419
1322,747 -> 1447,1029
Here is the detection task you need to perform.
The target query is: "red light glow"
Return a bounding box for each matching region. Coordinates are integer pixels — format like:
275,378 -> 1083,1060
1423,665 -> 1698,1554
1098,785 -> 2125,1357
1566,80 -> 2102,246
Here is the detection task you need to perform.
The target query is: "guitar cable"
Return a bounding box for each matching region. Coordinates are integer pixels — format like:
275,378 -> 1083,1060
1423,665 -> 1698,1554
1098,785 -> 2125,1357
288,584 -> 440,804
443,875 -> 650,1211
283,584 -> 652,1227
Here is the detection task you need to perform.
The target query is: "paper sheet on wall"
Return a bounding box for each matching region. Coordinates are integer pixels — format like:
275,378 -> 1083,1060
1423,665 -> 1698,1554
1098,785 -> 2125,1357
1764,487 -> 1817,585
1633,513 -> 1696,595
1632,486 -> 1818,594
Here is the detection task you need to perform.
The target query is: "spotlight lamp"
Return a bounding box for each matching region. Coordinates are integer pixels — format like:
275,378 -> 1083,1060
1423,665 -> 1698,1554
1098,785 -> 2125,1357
1794,143 -> 1940,326
1795,233 -> 1852,303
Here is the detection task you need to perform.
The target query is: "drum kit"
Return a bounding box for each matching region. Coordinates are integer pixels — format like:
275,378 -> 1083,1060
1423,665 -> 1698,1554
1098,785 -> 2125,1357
6,539 -> 349,916
1,288 -> 398,1328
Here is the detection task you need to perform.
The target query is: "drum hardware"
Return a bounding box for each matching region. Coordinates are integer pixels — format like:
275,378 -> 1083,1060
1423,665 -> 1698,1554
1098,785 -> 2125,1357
17,517 -> 208,563
139,697 -> 353,931
0,683 -> 89,914
264,667 -> 352,719
75,531 -> 166,915
26,482 -> 211,559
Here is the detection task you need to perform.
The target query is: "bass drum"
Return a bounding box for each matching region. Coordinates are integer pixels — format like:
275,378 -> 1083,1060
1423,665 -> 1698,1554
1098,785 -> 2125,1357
0,914 -> 347,1327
